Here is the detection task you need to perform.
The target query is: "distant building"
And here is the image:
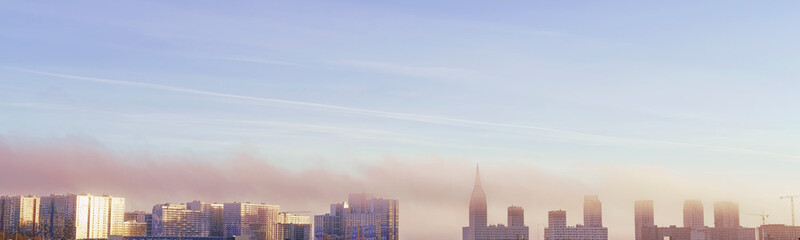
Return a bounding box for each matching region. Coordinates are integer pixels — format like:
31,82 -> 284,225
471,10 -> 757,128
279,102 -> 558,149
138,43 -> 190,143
152,203 -> 210,237
187,201 -> 225,237
38,193 -> 125,239
223,202 -> 280,240
461,166 -> 529,240
757,224 -> 800,240
277,212 -> 311,240
714,201 -> 740,228
120,220 -> 148,237
0,195 -> 40,237
314,193 -> 399,240
634,200 -> 655,240
633,200 -> 754,240
125,211 -> 153,236
544,196 -> 608,240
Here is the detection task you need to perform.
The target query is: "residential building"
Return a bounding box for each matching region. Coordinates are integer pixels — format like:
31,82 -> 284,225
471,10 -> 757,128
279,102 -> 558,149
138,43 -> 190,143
187,201 -> 225,237
0,195 -> 40,237
38,193 -> 125,239
224,202 -> 280,240
152,203 -> 210,237
125,211 -> 153,236
314,193 -> 399,240
277,212 -> 311,240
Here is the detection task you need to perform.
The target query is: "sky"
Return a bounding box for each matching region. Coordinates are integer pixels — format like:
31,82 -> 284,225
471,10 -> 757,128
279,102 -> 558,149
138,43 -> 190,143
1,1 -> 800,239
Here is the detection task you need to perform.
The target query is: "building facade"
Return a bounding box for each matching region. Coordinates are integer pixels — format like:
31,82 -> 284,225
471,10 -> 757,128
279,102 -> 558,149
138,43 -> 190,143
187,201 -> 225,237
634,200 -> 655,240
544,196 -> 608,240
0,195 -> 40,237
224,202 -> 280,240
277,212 -> 311,240
314,194 -> 399,240
757,224 -> 800,240
152,203 -> 210,237
38,194 -> 125,239
125,211 -> 153,236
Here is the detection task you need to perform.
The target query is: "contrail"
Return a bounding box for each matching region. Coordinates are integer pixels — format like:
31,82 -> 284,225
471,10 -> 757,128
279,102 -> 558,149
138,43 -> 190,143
5,66 -> 800,162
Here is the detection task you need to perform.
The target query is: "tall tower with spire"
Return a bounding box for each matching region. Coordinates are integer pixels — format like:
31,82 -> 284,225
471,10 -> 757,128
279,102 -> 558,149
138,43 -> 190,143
470,165 -> 488,228
463,165 -> 529,240
464,165 -> 488,240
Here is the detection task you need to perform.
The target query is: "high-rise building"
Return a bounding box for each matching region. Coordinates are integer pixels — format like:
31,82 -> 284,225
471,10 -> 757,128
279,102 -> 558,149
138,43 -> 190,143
124,211 -> 152,236
584,195 -> 602,228
224,202 -> 280,240
757,224 -> 800,240
277,212 -> 311,240
152,203 -> 210,237
683,200 -> 704,229
314,194 -> 399,240
714,201 -> 740,228
120,220 -> 148,237
544,196 -> 608,240
634,200 -> 654,240
634,200 -> 753,240
508,206 -> 524,227
38,193 -> 125,239
314,203 -> 345,240
0,195 -> 40,237
187,201 -> 224,237
548,210 -> 566,229
461,166 -> 529,240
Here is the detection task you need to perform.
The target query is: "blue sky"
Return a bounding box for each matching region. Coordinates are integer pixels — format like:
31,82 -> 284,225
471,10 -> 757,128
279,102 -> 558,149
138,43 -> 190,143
2,1 -> 800,238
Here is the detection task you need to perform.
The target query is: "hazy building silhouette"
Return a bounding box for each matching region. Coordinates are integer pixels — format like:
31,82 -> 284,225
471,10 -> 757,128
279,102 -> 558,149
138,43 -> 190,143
634,200 -> 655,240
683,200 -> 705,229
584,195 -> 603,228
508,206 -> 524,227
314,193 -> 398,240
544,196 -> 608,240
714,201 -> 740,228
634,200 -> 754,240
757,224 -> 800,240
462,165 -> 529,240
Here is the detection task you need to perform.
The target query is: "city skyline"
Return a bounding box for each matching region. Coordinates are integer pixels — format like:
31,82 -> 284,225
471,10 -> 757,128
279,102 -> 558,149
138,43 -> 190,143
3,1 -> 800,239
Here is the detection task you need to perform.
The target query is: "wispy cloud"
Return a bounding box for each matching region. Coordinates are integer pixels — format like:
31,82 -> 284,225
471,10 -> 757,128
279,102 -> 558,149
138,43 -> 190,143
221,57 -> 305,67
330,60 -> 479,81
5,66 -> 800,161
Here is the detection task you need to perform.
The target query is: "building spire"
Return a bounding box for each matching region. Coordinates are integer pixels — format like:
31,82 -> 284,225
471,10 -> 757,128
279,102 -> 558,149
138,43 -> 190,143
474,164 -> 482,188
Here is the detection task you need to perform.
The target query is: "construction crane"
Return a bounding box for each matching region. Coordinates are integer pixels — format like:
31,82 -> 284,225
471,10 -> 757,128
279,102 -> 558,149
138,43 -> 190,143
749,210 -> 770,225
780,195 -> 799,226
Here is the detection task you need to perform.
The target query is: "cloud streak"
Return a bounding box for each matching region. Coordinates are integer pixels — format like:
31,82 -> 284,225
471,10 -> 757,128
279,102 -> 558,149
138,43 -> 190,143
4,66 -> 800,161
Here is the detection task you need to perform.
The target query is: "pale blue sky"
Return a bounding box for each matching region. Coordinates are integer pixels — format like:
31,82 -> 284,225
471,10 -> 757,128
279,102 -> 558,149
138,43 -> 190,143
2,1 -> 800,237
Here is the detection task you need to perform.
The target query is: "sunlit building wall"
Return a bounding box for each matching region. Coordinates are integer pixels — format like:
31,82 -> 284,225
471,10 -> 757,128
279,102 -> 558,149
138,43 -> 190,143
125,211 -> 153,236
152,203 -> 210,237
187,201 -> 224,237
0,195 -> 40,237
277,213 -> 311,240
315,194 -> 398,240
224,202 -> 280,240
38,194 -> 125,239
